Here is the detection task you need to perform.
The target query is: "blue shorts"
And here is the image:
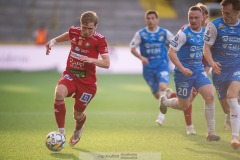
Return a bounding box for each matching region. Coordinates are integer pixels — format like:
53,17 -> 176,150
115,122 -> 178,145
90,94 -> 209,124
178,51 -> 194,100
143,65 -> 170,94
174,70 -> 212,99
212,68 -> 240,100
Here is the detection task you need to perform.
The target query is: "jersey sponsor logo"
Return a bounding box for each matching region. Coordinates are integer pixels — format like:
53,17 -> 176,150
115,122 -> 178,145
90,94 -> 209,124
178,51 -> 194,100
204,35 -> 210,42
187,33 -> 194,38
227,36 -> 240,43
190,46 -> 203,52
173,34 -> 179,41
69,68 -> 86,78
80,49 -> 89,54
70,51 -> 83,59
177,82 -> 188,88
80,92 -> 92,103
170,41 -> 178,47
63,74 -> 73,81
233,71 -> 240,76
222,44 -> 240,51
217,23 -> 226,29
190,53 -> 195,58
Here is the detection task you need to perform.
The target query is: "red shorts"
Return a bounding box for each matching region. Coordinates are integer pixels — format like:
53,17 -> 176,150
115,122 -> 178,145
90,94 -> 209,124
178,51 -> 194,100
57,74 -> 97,112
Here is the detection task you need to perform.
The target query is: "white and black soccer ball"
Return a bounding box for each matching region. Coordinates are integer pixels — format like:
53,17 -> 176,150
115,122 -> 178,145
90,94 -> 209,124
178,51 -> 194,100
45,131 -> 66,151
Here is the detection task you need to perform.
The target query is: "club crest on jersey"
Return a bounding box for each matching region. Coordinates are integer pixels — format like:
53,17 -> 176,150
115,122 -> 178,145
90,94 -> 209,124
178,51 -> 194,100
222,36 -> 228,42
85,42 -> 90,48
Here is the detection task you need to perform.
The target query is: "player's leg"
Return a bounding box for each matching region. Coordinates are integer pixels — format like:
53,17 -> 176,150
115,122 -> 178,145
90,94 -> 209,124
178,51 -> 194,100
155,68 -> 170,126
69,108 -> 86,146
69,85 -> 96,146
166,88 -> 196,135
155,82 -> 168,125
160,77 -> 193,114
54,84 -> 68,135
185,88 -> 198,135
54,75 -> 76,135
227,81 -> 240,149
218,98 -> 231,130
198,84 -> 220,142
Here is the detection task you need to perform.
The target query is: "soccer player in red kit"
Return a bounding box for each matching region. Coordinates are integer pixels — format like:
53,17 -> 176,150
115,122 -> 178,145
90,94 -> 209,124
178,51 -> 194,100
45,11 -> 110,146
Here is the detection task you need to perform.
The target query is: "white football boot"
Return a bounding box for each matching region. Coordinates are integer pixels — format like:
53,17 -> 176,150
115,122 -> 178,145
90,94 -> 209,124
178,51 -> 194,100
186,125 -> 196,135
69,126 -> 84,146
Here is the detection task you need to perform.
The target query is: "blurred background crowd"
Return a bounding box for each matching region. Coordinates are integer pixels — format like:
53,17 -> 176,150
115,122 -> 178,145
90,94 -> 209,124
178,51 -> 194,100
0,0 -> 222,45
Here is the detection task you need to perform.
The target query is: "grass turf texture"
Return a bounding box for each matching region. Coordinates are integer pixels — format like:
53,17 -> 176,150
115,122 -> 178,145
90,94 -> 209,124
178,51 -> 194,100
0,71 -> 239,160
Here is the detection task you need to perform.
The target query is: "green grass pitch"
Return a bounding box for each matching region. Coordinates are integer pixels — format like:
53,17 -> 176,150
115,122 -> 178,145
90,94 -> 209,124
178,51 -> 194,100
0,71 -> 239,160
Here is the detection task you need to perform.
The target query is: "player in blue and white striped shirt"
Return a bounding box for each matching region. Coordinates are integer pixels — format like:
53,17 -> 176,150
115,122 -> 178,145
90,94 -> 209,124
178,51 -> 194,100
203,0 -> 240,149
130,10 -> 174,126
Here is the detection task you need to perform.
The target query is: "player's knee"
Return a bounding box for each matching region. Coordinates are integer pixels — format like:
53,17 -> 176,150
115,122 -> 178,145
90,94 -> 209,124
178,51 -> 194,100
223,109 -> 229,114
204,94 -> 214,104
55,85 -> 67,99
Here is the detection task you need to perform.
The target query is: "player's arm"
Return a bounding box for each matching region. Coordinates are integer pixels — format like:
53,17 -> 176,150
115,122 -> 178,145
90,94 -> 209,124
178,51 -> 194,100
130,32 -> 148,65
79,54 -> 110,69
203,22 -> 221,74
168,47 -> 192,77
169,30 -> 192,77
130,48 -> 148,65
46,32 -> 70,55
203,43 -> 221,74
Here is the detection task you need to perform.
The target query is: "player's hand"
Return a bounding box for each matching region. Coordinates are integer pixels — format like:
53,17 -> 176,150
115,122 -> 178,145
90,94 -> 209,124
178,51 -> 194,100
141,57 -> 149,65
79,56 -> 94,63
181,68 -> 193,77
45,42 -> 51,55
211,61 -> 221,74
45,39 -> 56,55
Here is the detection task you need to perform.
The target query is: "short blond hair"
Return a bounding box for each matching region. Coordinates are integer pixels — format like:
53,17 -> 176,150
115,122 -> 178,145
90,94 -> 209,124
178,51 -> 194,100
80,11 -> 99,26
196,3 -> 209,15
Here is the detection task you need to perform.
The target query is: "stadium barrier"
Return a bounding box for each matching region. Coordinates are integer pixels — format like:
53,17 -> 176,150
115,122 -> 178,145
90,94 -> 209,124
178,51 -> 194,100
0,45 -> 174,74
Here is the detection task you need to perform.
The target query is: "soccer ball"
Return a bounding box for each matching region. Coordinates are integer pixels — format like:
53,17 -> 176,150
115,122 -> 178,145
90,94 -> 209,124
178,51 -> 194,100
45,131 -> 66,151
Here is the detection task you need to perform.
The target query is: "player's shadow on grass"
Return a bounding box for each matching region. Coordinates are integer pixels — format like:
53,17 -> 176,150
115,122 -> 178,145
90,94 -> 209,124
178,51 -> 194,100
50,148 -> 95,160
185,147 -> 240,160
177,129 -> 240,158
72,147 -> 106,160
50,153 -> 79,160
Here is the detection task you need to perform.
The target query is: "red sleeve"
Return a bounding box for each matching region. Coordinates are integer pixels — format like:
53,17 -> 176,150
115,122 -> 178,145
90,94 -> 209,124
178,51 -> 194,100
68,26 -> 80,39
97,36 -> 109,55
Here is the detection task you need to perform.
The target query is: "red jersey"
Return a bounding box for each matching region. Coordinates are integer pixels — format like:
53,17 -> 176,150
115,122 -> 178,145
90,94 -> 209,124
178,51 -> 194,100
64,26 -> 108,85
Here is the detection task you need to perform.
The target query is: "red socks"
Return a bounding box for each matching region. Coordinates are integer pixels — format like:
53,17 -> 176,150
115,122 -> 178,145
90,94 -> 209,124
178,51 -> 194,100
54,100 -> 66,128
170,92 -> 177,98
170,92 -> 192,126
